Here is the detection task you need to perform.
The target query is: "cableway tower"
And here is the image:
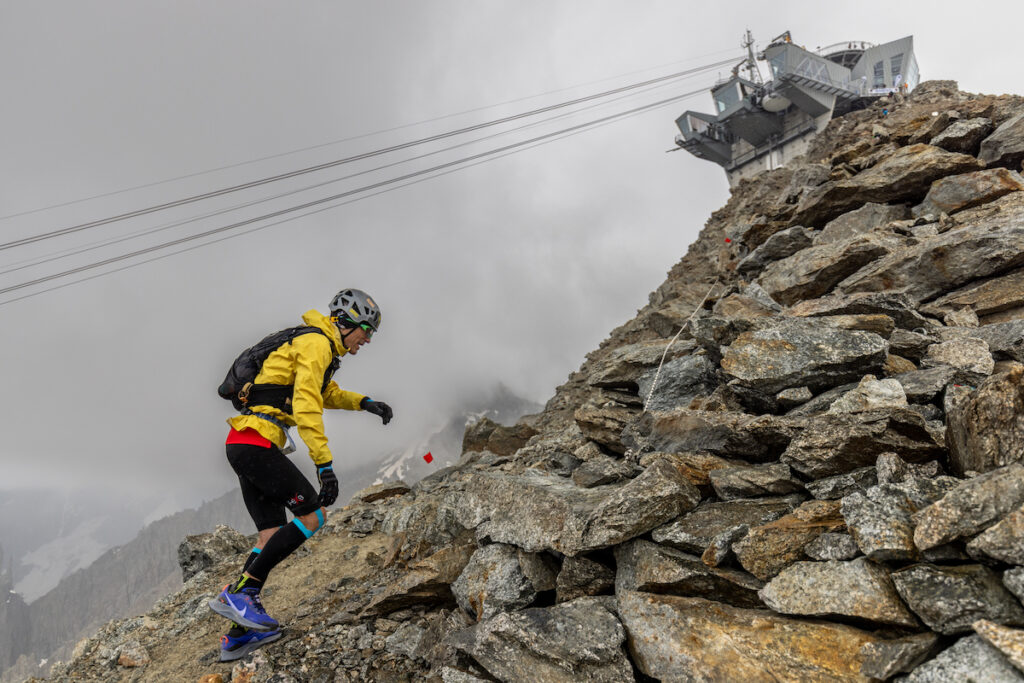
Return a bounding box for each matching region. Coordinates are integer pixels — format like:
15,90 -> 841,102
674,31 -> 919,186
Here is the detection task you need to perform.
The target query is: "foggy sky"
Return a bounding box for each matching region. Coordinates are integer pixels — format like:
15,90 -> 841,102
2,1 -> 1022,513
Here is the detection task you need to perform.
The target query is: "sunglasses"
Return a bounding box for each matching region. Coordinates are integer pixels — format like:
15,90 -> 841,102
359,323 -> 375,338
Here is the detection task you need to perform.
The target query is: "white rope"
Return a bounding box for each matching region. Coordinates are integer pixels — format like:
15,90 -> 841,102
643,279 -> 720,413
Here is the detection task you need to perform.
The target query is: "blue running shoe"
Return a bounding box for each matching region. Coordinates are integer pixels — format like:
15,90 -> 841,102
219,627 -> 282,662
208,585 -> 279,631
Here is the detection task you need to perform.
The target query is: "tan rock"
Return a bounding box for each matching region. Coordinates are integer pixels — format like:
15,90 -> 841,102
884,354 -> 917,376
921,267 -> 1024,321
946,365 -> 1024,475
733,499 -> 845,580
618,591 -> 880,681
974,619 -> 1024,674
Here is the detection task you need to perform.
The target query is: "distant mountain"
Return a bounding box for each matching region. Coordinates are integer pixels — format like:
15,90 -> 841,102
372,384 -> 542,485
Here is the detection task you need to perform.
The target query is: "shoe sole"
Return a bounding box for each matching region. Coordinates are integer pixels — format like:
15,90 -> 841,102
219,630 -> 283,662
207,597 -> 278,632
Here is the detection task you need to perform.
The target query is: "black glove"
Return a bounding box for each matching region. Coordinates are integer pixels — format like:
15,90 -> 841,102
317,462 -> 339,507
360,397 -> 393,425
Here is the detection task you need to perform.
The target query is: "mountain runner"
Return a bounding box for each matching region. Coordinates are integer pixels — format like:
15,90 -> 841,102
208,288 -> 393,661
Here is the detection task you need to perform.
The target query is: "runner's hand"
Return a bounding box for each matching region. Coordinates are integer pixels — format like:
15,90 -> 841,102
317,463 -> 339,507
361,398 -> 393,425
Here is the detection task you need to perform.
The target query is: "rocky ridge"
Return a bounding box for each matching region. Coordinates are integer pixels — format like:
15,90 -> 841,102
36,81 -> 1024,681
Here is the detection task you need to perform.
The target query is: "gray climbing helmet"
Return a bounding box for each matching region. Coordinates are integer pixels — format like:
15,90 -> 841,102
329,288 -> 381,332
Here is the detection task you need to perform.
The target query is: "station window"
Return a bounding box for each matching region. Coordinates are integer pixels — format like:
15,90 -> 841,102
890,53 -> 904,84
873,60 -> 885,88
714,82 -> 742,113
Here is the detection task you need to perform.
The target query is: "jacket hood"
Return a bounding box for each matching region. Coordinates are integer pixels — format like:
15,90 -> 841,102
301,309 -> 346,356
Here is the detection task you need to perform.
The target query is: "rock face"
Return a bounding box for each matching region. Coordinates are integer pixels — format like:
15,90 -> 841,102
42,84 -> 1024,683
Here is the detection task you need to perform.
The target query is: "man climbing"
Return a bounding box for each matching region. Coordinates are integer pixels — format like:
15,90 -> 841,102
209,288 -> 394,662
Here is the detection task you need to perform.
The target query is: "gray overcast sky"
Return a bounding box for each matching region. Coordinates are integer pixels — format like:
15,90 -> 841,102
1,1 -> 1022,510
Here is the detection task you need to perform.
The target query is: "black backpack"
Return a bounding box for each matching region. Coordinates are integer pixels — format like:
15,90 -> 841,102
218,325 -> 340,413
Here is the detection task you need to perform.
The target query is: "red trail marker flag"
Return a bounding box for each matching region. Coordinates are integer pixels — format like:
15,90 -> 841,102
423,452 -> 434,463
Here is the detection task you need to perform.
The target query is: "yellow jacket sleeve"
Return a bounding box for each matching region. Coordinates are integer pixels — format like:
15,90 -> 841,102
291,333 -> 335,465
324,382 -> 365,410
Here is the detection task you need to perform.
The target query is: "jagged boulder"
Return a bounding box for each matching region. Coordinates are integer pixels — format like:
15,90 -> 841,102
891,563 -> 1024,635
586,338 -> 697,391
903,635 -> 1024,681
913,463 -> 1024,549
759,558 -> 919,627
554,556 -> 615,603
931,116 -> 993,154
650,494 -> 803,554
456,459 -> 700,556
946,364 -> 1024,475
921,269 -> 1024,324
733,499 -> 845,580
618,591 -> 883,681
791,143 -> 984,227
980,111 -> 1024,169
736,225 -> 815,277
920,336 -> 994,385
720,318 -> 889,406
449,596 -> 634,683
788,290 -> 932,331
451,544 -> 554,621
708,462 -> 803,500
913,167 -> 1024,217
614,539 -> 763,608
814,202 -> 910,245
780,408 -> 945,478
635,354 -> 718,411
967,503 -> 1024,563
626,408 -> 798,460
839,193 -> 1024,303
176,525 -> 251,582
974,620 -> 1024,674
859,633 -> 941,679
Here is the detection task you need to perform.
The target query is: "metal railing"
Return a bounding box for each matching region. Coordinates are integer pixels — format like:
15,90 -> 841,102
815,40 -> 875,56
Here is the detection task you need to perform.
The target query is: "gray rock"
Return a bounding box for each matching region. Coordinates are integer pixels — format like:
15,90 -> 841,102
876,452 -> 944,484
781,408 -> 945,479
891,563 -> 1024,635
971,321 -> 1024,363
176,525 -> 250,582
573,399 -> 637,454
385,622 -> 425,659
555,556 -> 615,603
759,558 -> 919,627
708,462 -> 804,500
785,382 -> 859,416
944,306 -> 981,327
905,635 -> 1024,682
787,290 -> 933,332
651,495 -> 804,554
913,168 -> 1024,218
968,503 -> 1024,564
980,111 -> 1024,170
627,408 -> 799,461
859,633 -> 941,679
452,544 -> 539,621
946,365 -> 1024,475
615,539 -> 763,608
974,619 -> 1024,675
1006,568 -> 1024,604
570,455 -> 636,488
914,463 -> 1024,550
805,466 -> 877,499
617,591 -> 885,681
721,318 -> 889,401
636,354 -> 718,412
893,366 -> 958,403
840,193 -> 1024,303
352,480 -> 412,503
776,386 -> 812,409
449,596 -> 634,683
457,459 -> 700,556
587,338 -> 697,390
841,477 -> 958,562
805,532 -> 861,561
827,375 -> 908,414
889,328 -> 938,362
757,232 -> 898,306
814,202 -> 910,246
737,225 -> 815,277
930,116 -> 994,154
920,337 -> 994,385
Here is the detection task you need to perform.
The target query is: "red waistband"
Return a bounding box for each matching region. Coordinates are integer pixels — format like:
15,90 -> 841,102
226,427 -> 272,448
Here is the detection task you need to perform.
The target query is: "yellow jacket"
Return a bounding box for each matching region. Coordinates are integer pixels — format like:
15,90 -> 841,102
227,310 -> 366,465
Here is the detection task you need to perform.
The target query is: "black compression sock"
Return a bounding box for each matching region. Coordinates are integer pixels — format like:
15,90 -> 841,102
245,521 -> 309,583
227,624 -> 247,637
242,548 -> 261,574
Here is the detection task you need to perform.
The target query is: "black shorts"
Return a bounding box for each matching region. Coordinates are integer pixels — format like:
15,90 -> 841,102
226,443 -> 320,531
